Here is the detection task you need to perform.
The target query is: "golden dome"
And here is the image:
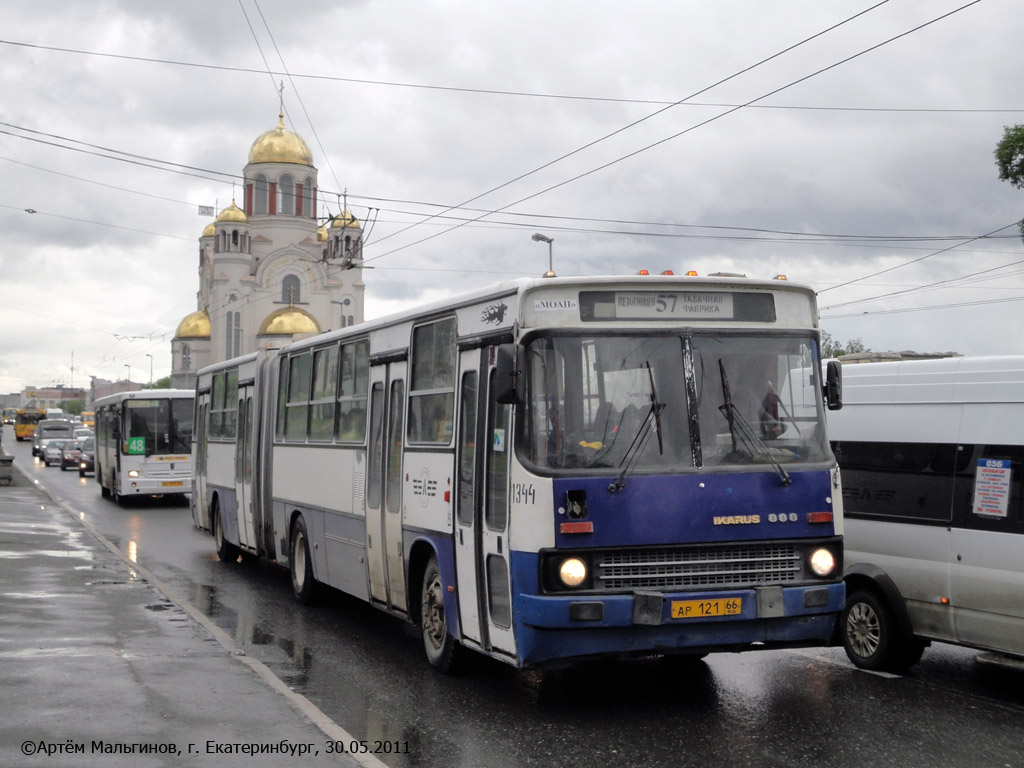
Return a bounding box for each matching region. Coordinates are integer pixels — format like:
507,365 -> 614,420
248,116 -> 313,166
175,310 -> 211,339
330,210 -> 360,229
316,225 -> 328,242
202,222 -> 216,237
216,202 -> 247,224
258,306 -> 321,336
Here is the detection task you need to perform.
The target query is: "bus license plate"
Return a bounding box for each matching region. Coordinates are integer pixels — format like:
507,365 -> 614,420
162,481 -> 184,487
670,598 -> 742,619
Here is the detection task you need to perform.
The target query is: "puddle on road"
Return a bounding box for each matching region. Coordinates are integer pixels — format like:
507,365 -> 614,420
0,548 -> 95,560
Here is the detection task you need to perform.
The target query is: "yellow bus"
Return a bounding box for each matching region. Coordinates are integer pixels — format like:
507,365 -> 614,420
81,410 -> 95,429
14,408 -> 43,441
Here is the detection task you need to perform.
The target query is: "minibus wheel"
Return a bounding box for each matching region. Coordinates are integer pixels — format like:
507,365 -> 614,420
842,589 -> 923,672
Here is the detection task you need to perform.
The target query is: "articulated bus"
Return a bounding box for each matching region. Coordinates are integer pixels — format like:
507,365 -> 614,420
14,408 -> 43,441
94,390 -> 194,504
192,275 -> 846,671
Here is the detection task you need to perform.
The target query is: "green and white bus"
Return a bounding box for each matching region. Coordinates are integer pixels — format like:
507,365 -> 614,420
94,389 -> 195,504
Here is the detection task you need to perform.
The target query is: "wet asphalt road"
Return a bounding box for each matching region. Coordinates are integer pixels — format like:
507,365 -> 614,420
5,425 -> 1024,768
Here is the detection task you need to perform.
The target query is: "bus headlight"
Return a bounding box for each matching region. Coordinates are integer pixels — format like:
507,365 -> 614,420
559,557 -> 588,588
128,470 -> 140,478
809,548 -> 836,577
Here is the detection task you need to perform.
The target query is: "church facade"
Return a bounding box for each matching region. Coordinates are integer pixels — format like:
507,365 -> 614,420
170,113 -> 365,389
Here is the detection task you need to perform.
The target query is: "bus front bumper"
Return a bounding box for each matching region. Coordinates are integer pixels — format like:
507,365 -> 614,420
513,583 -> 844,667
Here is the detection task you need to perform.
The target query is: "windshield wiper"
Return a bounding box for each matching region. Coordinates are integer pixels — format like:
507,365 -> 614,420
717,360 -> 791,487
608,362 -> 666,493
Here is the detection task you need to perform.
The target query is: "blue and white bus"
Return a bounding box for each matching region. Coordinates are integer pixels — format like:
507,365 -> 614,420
192,274 -> 845,671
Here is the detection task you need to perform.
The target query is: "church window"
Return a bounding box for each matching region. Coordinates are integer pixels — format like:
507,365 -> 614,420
282,275 -> 301,305
279,174 -> 295,216
232,230 -> 239,248
302,176 -> 314,217
253,175 -> 269,214
182,345 -> 191,371
225,311 -> 241,358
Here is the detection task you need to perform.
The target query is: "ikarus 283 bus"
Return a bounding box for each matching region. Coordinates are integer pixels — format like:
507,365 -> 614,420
193,274 -> 845,671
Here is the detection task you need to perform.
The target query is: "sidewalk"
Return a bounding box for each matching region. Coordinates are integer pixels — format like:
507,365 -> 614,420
0,463 -> 371,768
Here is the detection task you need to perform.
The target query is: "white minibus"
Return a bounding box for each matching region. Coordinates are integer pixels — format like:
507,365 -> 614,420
829,356 -> 1024,671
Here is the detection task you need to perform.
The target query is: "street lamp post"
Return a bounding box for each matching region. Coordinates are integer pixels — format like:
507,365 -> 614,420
145,354 -> 153,386
124,364 -> 131,385
531,233 -> 556,278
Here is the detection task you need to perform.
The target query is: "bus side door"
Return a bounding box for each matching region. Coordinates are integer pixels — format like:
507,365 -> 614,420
193,395 -> 209,529
365,362 -> 408,612
455,351 -> 483,646
235,386 -> 256,549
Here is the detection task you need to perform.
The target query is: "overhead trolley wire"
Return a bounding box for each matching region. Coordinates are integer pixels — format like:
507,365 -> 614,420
363,1 -> 984,264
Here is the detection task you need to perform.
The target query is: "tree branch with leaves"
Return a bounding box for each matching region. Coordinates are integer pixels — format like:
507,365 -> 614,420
994,124 -> 1024,240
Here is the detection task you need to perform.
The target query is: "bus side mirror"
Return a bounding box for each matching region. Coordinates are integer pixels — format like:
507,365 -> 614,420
824,360 -> 842,411
494,344 -> 525,405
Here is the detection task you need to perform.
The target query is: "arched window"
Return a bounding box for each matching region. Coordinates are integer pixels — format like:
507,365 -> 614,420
282,275 -> 300,305
231,230 -> 239,248
279,174 -> 295,216
182,345 -> 192,371
302,176 -> 314,218
253,174 -> 269,214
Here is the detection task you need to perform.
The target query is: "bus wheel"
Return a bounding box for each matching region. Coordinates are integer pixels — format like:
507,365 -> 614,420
212,503 -> 239,563
290,515 -> 318,605
421,555 -> 461,673
110,475 -> 121,505
842,589 -> 921,672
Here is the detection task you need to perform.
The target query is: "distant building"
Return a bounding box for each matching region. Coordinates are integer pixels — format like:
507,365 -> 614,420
17,386 -> 87,411
170,106 -> 365,389
89,377 -> 142,406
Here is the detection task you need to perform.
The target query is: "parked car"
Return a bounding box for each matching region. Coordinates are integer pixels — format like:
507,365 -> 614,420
60,441 -> 83,471
41,439 -> 69,467
77,438 -> 95,477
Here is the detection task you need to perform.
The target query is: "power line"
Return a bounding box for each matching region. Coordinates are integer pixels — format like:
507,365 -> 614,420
821,294 -> 1024,319
365,1 -> 895,252
363,1 -> 986,264
818,220 -> 1022,295
2,37 -> 1020,113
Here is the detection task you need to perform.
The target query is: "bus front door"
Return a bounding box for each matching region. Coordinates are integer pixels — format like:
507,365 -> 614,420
455,349 -> 516,657
365,362 -> 407,612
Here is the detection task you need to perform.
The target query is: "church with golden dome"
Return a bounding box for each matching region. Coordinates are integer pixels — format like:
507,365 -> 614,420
171,110 -> 365,389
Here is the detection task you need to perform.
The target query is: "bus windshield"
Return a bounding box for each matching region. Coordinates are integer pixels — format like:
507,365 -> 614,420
121,398 -> 195,455
523,332 -> 830,473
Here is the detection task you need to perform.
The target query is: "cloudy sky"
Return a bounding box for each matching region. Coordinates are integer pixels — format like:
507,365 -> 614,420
2,0 -> 1022,395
